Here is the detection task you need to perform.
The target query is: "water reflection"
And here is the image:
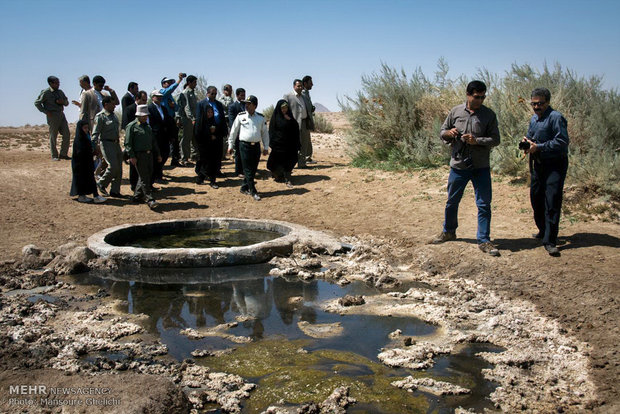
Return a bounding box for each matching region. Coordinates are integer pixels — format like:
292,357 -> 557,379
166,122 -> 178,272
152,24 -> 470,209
70,266 -> 501,412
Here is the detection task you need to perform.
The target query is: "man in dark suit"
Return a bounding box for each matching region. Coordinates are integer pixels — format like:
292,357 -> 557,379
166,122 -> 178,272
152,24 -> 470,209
228,88 -> 246,176
148,90 -> 173,183
121,82 -> 139,112
200,85 -> 227,176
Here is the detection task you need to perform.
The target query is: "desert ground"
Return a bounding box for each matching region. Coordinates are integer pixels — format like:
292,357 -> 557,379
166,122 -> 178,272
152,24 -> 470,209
0,113 -> 618,413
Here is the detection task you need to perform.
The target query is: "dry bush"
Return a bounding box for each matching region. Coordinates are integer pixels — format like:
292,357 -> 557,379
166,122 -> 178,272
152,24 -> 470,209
342,60 -> 620,197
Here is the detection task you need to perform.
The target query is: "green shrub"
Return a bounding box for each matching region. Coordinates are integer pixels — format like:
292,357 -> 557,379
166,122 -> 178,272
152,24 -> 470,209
342,60 -> 620,198
313,113 -> 334,133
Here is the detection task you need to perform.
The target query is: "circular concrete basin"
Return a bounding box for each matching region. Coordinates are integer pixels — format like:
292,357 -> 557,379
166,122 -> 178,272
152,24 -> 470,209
88,217 -> 342,267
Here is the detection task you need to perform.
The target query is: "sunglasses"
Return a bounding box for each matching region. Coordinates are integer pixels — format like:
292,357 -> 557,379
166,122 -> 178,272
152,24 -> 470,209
472,94 -> 486,100
530,101 -> 546,107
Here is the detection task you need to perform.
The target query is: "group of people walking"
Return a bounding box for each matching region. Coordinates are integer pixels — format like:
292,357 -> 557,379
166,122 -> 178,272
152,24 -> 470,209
35,74 -> 317,208
36,75 -> 568,257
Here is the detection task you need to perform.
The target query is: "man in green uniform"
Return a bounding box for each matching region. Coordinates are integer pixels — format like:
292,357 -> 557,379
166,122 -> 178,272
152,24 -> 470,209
93,96 -> 122,197
34,76 -> 70,160
124,105 -> 161,209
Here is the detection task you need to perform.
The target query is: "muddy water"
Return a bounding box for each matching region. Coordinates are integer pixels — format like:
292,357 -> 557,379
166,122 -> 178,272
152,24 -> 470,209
115,228 -> 281,249
71,265 -> 501,413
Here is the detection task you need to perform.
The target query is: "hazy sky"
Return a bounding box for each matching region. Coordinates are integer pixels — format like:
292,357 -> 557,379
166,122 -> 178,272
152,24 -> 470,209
1,0 -> 619,126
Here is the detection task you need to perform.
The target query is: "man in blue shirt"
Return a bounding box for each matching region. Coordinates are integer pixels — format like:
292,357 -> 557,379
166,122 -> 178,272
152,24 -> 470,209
522,88 -> 569,257
160,73 -> 186,167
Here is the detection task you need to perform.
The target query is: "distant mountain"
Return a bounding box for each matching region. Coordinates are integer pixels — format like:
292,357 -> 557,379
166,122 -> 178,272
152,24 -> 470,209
314,102 -> 331,113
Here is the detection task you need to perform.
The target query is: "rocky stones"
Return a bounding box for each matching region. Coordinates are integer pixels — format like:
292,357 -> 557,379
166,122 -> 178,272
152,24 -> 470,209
318,386 -> 356,414
338,294 -> 365,307
21,244 -> 54,269
297,321 -> 344,338
392,376 -> 471,395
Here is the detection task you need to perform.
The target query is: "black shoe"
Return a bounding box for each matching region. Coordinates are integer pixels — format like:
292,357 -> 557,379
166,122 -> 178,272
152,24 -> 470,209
533,232 -> 543,239
109,192 -> 126,198
130,195 -> 144,203
544,244 -> 560,257
240,188 -> 251,195
252,193 -> 261,201
60,155 -> 71,160
196,177 -> 205,185
209,182 -> 219,189
170,160 -> 182,167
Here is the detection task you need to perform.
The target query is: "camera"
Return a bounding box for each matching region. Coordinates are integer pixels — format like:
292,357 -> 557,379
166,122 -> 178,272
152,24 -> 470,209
518,141 -> 530,150
180,73 -> 187,78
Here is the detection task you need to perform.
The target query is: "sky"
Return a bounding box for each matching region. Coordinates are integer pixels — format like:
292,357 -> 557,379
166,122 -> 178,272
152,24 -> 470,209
1,0 -> 619,127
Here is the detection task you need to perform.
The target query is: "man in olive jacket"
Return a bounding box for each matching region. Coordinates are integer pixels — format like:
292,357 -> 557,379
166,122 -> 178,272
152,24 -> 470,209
124,105 -> 161,209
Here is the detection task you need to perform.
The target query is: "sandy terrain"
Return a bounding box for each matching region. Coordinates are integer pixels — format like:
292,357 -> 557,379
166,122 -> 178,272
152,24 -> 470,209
0,113 -> 618,412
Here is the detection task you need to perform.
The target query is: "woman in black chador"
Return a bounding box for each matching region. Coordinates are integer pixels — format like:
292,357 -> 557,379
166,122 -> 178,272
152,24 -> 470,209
267,99 -> 300,186
195,105 -> 227,188
70,120 -> 106,203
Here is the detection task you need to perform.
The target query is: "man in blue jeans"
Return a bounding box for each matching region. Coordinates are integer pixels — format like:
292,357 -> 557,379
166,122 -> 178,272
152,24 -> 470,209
431,80 -> 501,256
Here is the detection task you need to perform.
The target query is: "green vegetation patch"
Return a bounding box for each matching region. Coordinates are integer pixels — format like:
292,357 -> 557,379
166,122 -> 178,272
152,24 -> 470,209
202,338 -> 429,413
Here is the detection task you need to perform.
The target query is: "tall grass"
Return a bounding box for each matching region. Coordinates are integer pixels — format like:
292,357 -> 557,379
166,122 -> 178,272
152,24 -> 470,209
341,61 -> 620,197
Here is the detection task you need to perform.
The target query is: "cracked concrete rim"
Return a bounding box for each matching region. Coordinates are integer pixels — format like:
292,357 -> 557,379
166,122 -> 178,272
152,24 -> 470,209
87,217 -> 342,267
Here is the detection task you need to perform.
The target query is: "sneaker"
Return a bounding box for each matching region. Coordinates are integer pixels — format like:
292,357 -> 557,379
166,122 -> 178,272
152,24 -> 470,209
479,242 -> 500,257
544,244 -> 560,257
97,182 -> 109,196
252,193 -> 261,201
285,180 -> 293,188
307,159 -> 317,164
52,157 -> 60,161
77,195 -> 93,203
209,182 -> 219,189
240,188 -> 251,195
147,200 -> 159,210
430,232 -> 456,244
93,195 -> 107,204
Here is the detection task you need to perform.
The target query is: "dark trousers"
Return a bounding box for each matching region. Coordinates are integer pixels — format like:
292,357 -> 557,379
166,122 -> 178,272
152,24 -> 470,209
234,137 -> 243,175
443,167 -> 492,243
129,163 -> 138,191
530,156 -> 568,246
196,137 -> 223,183
239,141 -> 261,194
153,132 -> 170,180
135,151 -> 154,202
169,124 -> 180,163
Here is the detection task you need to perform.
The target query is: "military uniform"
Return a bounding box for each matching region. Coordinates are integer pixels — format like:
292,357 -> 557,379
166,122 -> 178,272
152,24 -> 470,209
228,111 -> 269,196
34,87 -> 70,159
124,119 -> 159,203
92,109 -> 122,194
177,87 -> 197,162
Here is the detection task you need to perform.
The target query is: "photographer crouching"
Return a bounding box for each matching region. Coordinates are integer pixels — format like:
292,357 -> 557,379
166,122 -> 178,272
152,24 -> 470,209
521,88 -> 569,257
430,80 -> 501,257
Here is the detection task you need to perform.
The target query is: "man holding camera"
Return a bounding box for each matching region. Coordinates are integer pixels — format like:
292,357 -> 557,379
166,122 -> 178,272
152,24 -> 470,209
521,88 -> 569,257
431,80 -> 501,256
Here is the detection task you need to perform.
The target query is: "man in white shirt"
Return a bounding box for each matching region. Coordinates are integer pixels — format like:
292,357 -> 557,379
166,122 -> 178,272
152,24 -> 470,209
227,95 -> 269,200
